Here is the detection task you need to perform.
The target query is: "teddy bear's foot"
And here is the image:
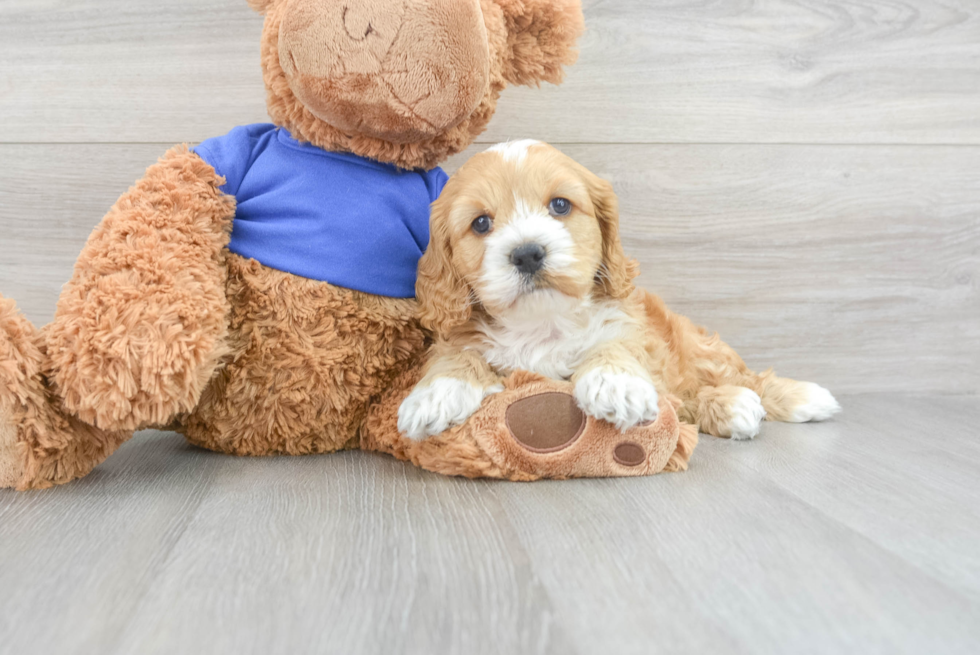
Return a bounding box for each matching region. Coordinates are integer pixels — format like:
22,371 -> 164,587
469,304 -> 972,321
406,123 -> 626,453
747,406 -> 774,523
0,295 -> 130,490
363,367 -> 697,480
503,390 -> 691,473
476,378 -> 694,479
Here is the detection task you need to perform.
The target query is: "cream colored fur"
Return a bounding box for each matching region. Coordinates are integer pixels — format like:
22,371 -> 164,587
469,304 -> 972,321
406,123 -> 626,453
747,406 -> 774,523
697,386 -> 766,440
479,292 -> 633,379
487,139 -> 541,164
789,382 -> 842,422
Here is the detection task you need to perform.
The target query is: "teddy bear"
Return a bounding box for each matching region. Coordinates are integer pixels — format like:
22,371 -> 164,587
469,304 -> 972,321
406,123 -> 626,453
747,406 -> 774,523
0,0 -> 694,491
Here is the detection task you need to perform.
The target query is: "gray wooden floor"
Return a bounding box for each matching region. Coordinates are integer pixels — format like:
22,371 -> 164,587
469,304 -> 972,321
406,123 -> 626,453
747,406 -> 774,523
1,394 -> 978,654
1,0 -> 979,653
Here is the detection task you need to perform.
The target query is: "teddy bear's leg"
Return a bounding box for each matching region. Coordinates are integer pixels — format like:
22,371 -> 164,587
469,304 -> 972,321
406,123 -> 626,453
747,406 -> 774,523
0,146 -> 234,489
362,368 -> 695,480
43,145 -> 236,433
181,255 -> 426,457
1,296 -> 130,489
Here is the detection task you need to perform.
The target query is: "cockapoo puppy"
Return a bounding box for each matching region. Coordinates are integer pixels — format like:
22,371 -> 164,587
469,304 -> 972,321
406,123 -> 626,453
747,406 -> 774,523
398,140 -> 840,441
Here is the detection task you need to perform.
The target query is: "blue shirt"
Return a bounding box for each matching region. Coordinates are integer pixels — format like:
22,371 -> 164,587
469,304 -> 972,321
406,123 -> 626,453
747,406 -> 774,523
194,124 -> 448,298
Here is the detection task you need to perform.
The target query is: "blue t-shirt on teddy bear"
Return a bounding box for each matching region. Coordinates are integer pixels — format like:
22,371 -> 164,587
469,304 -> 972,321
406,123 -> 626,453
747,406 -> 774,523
194,124 -> 448,298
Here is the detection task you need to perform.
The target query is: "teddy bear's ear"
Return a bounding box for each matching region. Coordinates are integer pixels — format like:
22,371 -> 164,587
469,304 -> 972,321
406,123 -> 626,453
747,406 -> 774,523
495,0 -> 585,86
247,0 -> 275,14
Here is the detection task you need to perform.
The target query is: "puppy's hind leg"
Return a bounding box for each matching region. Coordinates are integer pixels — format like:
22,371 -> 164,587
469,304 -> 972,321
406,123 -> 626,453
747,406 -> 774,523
694,384 -> 767,440
690,374 -> 840,440
756,373 -> 841,424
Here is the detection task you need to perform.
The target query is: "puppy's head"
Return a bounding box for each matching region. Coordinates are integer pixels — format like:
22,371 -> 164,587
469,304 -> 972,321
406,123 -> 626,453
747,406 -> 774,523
417,141 -> 637,337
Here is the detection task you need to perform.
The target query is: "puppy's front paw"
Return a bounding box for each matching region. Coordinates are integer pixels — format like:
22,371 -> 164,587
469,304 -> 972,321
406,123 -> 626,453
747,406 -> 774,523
574,368 -> 659,431
397,379 -> 503,441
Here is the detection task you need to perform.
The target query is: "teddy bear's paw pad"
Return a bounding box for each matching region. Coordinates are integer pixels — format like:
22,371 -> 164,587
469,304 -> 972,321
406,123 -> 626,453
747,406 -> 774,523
612,441 -> 646,467
505,392 -> 586,453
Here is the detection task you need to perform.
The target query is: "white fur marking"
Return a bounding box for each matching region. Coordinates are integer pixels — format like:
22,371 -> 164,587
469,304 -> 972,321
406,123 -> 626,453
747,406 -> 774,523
479,294 -> 634,380
487,139 -> 540,165
790,383 -> 841,422
479,201 -> 577,309
574,368 -> 659,431
726,388 -> 766,441
397,378 -> 503,441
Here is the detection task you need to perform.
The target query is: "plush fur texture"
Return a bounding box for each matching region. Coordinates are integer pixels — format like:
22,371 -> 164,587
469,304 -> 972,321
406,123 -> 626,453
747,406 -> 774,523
368,366 -> 694,480
1,0 -> 606,489
45,145 -> 235,432
0,296 -> 130,490
182,254 -> 425,456
402,142 -> 840,443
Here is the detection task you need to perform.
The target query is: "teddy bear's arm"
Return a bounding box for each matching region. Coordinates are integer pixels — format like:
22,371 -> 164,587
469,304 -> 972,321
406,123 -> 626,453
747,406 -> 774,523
43,146 -> 237,431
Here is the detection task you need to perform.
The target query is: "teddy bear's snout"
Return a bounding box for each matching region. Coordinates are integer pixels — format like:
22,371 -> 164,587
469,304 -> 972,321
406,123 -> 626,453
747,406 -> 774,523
277,0 -> 490,144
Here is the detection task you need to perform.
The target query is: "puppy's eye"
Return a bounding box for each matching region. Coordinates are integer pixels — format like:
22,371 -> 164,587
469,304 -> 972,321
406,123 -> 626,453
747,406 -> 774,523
471,214 -> 493,235
549,197 -> 572,217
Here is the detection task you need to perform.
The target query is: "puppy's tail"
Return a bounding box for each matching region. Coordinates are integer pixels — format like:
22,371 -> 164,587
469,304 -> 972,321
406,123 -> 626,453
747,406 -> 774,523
757,371 -> 841,423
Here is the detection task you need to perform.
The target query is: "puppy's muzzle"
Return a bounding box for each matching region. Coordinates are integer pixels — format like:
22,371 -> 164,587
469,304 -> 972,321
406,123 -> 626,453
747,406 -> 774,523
510,243 -> 546,276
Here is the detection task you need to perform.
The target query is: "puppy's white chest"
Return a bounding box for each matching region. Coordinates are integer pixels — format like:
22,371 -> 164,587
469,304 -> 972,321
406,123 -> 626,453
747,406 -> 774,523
478,301 -> 630,380
482,330 -> 587,380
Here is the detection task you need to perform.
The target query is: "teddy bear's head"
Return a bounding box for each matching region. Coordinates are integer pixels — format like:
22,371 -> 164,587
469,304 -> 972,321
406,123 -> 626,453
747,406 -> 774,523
248,0 -> 584,169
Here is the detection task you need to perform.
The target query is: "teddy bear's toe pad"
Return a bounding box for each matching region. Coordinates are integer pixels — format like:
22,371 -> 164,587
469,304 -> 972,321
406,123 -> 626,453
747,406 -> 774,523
505,392 -> 585,453
612,441 -> 646,467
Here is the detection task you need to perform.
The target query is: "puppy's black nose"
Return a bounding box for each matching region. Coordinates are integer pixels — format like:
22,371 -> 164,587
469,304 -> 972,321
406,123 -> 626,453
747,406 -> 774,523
510,243 -> 546,275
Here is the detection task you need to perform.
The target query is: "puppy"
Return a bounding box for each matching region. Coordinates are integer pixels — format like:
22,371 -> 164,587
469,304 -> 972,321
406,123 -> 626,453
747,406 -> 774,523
398,140 -> 840,441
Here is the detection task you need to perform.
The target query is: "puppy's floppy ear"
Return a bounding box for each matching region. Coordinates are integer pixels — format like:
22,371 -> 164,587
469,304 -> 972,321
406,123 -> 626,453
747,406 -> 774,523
495,0 -> 585,87
585,171 -> 638,300
247,0 -> 275,13
416,199 -> 473,337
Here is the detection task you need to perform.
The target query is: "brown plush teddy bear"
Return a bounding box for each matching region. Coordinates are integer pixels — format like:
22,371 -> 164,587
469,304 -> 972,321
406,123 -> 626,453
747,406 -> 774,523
0,0 -> 694,491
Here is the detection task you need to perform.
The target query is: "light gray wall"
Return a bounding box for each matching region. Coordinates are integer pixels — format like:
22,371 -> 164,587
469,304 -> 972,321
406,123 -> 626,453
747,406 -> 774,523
1,0 -> 978,394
